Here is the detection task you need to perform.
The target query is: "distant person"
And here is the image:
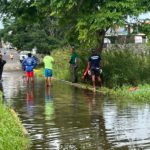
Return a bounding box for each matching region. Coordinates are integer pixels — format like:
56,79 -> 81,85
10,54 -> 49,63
22,53 -> 37,84
9,53 -> 14,60
69,46 -> 78,83
0,54 -> 6,81
43,51 -> 54,87
22,56 -> 26,71
88,49 -> 102,92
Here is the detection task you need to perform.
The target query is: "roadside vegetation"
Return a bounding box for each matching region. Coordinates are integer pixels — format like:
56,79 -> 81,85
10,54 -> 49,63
0,1 -> 150,148
35,47 -> 150,101
110,84 -> 150,102
0,92 -> 30,150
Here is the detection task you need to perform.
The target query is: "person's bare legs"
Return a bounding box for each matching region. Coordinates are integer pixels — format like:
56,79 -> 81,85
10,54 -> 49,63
45,77 -> 51,86
47,77 -> 51,86
92,75 -> 96,92
30,77 -> 34,84
97,76 -> 102,87
26,76 -> 29,84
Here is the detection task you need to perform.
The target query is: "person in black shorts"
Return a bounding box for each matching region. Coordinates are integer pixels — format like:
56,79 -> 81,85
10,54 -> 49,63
88,49 -> 102,92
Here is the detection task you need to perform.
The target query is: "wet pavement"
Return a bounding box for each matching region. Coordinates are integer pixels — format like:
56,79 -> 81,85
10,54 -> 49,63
1,48 -> 150,150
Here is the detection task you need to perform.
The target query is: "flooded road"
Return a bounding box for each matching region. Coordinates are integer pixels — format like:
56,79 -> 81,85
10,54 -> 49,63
1,71 -> 150,150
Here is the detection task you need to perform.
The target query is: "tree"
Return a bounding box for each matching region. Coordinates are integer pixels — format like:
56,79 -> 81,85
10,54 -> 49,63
0,18 -> 61,52
0,0 -> 65,52
50,0 -> 148,52
138,20 -> 150,42
0,0 -> 149,52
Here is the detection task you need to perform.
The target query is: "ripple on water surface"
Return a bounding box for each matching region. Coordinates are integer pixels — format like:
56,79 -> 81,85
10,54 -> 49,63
2,72 -> 150,150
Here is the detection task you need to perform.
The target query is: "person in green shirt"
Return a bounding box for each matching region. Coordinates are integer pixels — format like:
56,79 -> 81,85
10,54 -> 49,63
69,47 -> 78,83
43,51 -> 54,86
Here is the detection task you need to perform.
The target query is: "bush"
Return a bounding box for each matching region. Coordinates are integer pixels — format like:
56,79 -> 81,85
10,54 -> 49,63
51,47 -> 149,88
102,50 -> 150,87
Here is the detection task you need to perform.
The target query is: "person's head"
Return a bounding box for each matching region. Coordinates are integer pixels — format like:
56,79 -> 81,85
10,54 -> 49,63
71,46 -> 75,53
28,53 -> 32,57
46,51 -> 51,55
91,48 -> 97,54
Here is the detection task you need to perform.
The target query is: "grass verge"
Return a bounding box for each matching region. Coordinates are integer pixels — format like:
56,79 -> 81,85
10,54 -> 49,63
36,48 -> 150,102
109,84 -> 150,102
0,92 -> 30,150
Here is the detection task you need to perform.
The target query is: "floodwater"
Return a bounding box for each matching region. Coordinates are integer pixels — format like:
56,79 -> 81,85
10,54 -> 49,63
1,71 -> 150,150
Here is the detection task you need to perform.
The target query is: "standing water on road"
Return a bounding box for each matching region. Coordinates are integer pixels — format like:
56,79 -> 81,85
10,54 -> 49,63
1,71 -> 150,150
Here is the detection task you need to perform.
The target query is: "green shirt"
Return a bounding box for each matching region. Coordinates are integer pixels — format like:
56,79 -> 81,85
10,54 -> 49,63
70,52 -> 78,65
43,55 -> 54,69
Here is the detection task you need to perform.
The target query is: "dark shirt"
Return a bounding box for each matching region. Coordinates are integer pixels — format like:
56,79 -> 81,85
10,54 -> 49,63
88,54 -> 101,69
70,52 -> 78,65
0,59 -> 6,70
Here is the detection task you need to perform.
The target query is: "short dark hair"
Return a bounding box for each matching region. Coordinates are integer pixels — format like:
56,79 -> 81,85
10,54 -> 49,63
28,53 -> 32,57
91,48 -> 96,53
46,51 -> 51,55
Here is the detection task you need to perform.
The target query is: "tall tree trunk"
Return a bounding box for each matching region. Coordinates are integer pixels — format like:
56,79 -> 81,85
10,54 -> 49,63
96,29 -> 106,53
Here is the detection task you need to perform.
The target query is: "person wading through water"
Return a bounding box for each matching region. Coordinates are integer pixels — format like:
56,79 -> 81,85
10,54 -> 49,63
43,51 -> 54,87
87,49 -> 102,92
22,53 -> 37,84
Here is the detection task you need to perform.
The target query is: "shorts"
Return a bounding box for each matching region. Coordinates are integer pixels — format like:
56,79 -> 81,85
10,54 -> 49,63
45,69 -> 53,77
91,68 -> 100,76
26,71 -> 34,77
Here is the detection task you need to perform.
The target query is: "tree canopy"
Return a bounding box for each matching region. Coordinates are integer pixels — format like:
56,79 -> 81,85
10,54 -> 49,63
0,0 -> 149,52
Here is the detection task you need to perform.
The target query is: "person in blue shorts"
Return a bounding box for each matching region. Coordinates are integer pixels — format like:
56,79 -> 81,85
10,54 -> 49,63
43,51 -> 54,86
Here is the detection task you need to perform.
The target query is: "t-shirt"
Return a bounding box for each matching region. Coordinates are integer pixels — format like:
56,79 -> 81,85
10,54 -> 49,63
88,54 -> 101,69
22,57 -> 37,72
43,56 -> 54,69
70,52 -> 78,65
0,59 -> 6,70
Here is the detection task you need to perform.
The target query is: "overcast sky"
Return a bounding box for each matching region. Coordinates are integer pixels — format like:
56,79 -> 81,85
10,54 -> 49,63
0,18 -> 3,29
0,12 -> 150,29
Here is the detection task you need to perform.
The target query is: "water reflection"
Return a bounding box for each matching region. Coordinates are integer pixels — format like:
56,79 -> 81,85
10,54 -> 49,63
26,85 -> 35,117
2,71 -> 150,150
45,86 -> 54,121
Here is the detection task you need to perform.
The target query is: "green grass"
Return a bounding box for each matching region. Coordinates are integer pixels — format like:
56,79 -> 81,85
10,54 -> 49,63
109,84 -> 150,102
36,48 -> 150,102
52,49 -> 71,80
0,92 -> 30,150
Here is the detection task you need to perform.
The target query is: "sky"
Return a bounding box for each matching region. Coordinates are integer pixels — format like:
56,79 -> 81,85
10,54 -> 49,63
139,12 -> 150,20
0,20 -> 3,29
0,12 -> 150,29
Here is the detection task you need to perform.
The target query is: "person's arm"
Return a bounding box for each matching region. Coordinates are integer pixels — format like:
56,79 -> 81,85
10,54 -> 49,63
2,60 -> 6,65
87,56 -> 91,70
33,58 -> 37,68
75,57 -> 78,67
52,57 -> 55,63
99,56 -> 103,68
22,59 -> 26,70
